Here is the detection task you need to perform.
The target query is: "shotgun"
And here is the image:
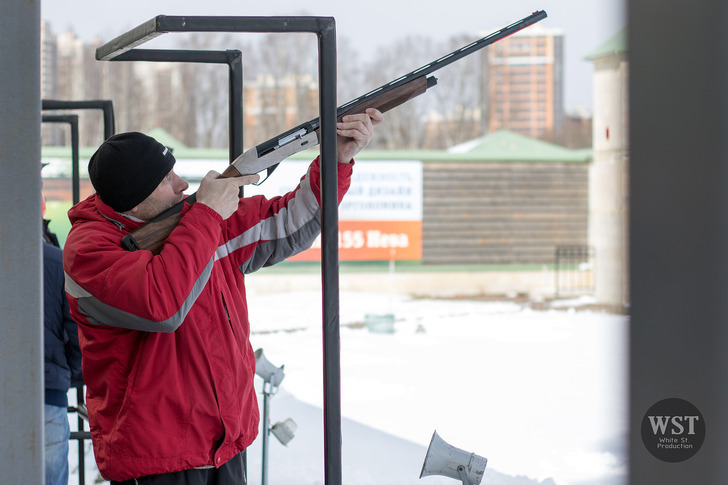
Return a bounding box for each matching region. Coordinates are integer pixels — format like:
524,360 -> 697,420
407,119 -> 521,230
122,10 -> 547,253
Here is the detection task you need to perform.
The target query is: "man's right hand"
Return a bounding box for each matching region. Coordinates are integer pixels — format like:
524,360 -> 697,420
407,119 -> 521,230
196,170 -> 260,220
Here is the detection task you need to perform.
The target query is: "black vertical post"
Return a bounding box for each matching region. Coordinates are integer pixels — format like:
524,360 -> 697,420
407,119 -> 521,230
76,388 -> 85,485
101,100 -> 116,140
317,18 -> 341,485
70,117 -> 80,204
228,50 -> 244,161
40,114 -> 80,204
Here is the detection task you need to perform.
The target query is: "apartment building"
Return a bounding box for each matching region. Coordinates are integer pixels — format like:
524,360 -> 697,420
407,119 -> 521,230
486,26 -> 564,139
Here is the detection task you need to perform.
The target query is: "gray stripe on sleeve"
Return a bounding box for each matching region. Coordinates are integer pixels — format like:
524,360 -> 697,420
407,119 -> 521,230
64,257 -> 215,333
240,211 -> 322,273
217,169 -> 323,273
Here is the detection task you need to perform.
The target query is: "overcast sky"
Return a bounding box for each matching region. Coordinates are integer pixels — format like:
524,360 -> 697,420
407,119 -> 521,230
41,1 -> 626,113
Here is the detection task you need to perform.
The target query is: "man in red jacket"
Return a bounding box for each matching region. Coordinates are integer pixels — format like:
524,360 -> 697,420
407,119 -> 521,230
63,109 -> 383,484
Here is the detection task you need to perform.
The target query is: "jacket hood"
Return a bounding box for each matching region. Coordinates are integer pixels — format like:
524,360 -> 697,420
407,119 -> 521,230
68,194 -> 143,231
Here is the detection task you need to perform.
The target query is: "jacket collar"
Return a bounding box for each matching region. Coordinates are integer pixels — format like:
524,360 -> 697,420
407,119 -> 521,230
93,195 -> 145,232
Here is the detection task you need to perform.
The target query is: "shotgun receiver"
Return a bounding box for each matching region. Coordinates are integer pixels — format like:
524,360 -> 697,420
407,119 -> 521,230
122,10 -> 547,253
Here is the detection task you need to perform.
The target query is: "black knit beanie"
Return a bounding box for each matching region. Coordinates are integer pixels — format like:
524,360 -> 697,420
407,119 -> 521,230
88,132 -> 176,212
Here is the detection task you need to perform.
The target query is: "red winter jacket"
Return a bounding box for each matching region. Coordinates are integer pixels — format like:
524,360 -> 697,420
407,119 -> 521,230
63,157 -> 352,481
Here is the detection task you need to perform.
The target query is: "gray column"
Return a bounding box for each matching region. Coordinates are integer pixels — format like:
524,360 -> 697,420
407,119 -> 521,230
0,2 -> 44,484
589,53 -> 629,307
630,0 -> 728,483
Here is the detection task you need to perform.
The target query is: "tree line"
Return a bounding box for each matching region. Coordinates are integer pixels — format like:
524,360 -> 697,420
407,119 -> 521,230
43,27 -> 588,152
173,31 -> 489,151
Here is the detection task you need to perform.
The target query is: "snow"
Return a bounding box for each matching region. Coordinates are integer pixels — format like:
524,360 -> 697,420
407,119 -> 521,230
69,290 -> 628,485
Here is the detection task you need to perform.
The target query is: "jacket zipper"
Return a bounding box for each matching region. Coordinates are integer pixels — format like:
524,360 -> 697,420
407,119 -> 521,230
221,292 -> 236,338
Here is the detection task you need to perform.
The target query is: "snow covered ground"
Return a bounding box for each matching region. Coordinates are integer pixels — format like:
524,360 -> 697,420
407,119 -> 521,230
69,290 -> 628,485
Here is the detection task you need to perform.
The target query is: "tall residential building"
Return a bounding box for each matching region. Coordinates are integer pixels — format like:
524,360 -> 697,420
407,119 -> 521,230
42,27 -> 178,148
486,26 -> 564,139
242,74 -> 319,147
40,22 -> 63,147
40,22 -> 58,101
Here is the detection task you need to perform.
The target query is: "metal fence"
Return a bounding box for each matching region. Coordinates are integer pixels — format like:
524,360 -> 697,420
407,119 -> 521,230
68,387 -> 92,484
555,245 -> 595,297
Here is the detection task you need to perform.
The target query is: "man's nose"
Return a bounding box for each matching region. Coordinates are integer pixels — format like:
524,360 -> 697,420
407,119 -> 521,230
175,175 -> 189,193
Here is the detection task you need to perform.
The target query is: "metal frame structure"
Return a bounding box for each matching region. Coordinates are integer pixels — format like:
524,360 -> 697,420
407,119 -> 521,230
110,49 -> 243,162
41,101 -> 116,485
41,112 -> 89,483
41,99 -> 116,203
95,16 -> 344,485
42,100 -> 115,139
40,114 -> 80,204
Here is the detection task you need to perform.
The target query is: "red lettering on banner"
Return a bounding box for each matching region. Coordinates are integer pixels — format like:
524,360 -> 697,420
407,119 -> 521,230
290,220 -> 422,261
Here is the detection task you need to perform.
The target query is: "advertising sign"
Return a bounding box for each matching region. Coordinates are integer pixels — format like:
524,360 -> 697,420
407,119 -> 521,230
245,159 -> 423,261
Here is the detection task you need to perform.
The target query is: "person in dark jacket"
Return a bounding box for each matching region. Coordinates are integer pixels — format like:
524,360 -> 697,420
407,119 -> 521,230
42,181 -> 83,485
41,164 -> 59,247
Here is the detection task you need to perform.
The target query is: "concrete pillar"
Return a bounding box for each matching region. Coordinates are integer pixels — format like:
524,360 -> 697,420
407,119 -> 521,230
0,1 -> 45,484
589,47 -> 629,307
630,0 -> 728,482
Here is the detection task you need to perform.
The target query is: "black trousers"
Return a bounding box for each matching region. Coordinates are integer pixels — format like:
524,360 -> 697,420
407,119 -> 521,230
110,452 -> 246,485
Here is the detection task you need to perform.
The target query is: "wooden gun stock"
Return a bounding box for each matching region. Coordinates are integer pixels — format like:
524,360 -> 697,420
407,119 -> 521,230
121,212 -> 183,254
121,163 -> 244,254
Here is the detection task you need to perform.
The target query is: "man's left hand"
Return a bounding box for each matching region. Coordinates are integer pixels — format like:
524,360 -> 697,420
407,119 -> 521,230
336,108 -> 384,163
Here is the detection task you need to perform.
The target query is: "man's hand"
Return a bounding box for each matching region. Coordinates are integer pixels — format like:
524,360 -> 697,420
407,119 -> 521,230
336,108 -> 384,163
196,171 -> 260,220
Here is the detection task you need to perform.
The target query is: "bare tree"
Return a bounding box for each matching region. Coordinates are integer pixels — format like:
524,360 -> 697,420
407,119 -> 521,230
336,36 -> 364,106
173,26 -> 362,148
246,31 -> 319,141
175,32 -> 245,148
426,34 -> 486,148
361,36 -> 437,149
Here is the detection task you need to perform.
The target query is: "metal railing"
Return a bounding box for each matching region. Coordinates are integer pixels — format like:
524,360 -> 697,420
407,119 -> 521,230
42,101 -> 115,484
555,245 -> 595,297
68,387 -> 92,484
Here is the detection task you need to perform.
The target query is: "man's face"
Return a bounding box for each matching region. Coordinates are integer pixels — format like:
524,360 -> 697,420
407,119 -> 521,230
129,170 -> 189,221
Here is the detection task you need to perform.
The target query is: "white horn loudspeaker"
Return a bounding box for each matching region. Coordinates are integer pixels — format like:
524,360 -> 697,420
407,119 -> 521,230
419,430 -> 487,485
254,348 -> 285,386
